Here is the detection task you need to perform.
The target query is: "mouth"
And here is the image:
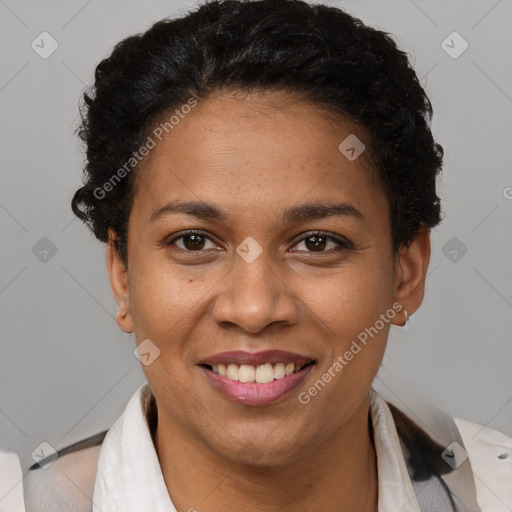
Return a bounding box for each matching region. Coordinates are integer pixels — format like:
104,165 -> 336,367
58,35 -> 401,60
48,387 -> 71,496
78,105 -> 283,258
198,350 -> 316,406
199,360 -> 316,383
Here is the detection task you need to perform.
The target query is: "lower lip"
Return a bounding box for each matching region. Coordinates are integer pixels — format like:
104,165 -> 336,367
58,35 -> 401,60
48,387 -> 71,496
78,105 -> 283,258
200,364 -> 315,406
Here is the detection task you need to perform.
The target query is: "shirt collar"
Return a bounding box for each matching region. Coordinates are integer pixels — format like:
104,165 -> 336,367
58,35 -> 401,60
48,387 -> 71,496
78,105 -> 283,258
93,382 -> 174,512
93,382 -> 421,512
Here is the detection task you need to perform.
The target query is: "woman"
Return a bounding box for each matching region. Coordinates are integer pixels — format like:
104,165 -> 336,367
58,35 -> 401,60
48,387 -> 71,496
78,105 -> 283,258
20,0 -> 511,511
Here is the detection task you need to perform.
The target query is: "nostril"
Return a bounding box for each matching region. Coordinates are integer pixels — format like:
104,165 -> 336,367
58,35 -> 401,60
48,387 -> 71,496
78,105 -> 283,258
497,453 -> 509,460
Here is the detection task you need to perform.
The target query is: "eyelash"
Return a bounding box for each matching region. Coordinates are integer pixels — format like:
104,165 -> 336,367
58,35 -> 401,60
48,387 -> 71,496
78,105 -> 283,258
164,229 -> 353,254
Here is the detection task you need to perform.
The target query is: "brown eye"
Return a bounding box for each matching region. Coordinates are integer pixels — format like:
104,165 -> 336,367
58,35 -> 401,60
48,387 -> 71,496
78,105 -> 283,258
181,234 -> 207,250
304,235 -> 327,251
166,231 -> 219,251
291,231 -> 351,253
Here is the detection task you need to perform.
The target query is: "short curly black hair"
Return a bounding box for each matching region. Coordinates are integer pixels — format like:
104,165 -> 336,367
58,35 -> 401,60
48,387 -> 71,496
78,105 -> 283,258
71,0 -> 443,267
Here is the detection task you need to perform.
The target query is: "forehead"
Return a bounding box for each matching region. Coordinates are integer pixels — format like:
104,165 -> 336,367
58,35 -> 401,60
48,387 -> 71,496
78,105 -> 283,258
131,92 -> 385,224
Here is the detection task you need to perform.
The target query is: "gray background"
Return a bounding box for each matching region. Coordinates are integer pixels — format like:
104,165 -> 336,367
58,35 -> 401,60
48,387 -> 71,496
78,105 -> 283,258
0,0 -> 511,475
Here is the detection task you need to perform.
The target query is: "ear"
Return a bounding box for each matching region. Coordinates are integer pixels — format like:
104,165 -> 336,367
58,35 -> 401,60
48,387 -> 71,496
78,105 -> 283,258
391,226 -> 431,327
106,228 -> 134,333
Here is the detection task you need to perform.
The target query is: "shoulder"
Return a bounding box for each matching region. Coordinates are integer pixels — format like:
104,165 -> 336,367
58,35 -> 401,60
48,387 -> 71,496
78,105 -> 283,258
0,450 -> 25,512
455,418 -> 512,511
24,432 -> 106,512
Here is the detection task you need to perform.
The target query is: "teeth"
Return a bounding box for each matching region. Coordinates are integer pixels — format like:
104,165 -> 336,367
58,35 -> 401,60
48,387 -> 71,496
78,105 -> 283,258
226,364 -> 239,380
273,362 -> 285,379
209,362 -> 309,383
255,363 -> 274,383
239,364 -> 255,382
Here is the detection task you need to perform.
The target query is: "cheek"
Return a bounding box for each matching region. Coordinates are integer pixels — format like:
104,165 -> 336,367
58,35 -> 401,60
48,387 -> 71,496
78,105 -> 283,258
128,254 -> 209,331
296,269 -> 391,427
296,260 -> 393,399
300,263 -> 392,336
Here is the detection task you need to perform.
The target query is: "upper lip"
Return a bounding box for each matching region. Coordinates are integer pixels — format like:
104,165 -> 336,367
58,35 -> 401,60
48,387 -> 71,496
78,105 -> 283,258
200,350 -> 315,367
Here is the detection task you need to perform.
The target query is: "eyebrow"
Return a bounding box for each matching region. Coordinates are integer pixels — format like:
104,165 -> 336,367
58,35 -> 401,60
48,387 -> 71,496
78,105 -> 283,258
149,200 -> 364,224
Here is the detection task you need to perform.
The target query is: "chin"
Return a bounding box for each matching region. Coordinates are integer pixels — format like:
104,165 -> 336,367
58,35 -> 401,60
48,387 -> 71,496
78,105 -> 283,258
212,435 -> 307,468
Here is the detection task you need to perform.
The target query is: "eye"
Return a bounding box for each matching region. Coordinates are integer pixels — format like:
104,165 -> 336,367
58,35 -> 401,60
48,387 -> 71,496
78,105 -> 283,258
290,231 -> 352,253
165,230 -> 352,254
165,230 -> 220,252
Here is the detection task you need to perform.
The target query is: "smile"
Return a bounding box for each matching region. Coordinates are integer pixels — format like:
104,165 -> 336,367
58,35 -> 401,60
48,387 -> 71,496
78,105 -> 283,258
205,361 -> 312,383
198,350 -> 316,406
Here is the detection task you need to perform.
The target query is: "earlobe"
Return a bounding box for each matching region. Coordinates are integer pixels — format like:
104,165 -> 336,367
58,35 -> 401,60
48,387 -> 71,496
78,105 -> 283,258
106,229 -> 134,333
391,227 -> 431,327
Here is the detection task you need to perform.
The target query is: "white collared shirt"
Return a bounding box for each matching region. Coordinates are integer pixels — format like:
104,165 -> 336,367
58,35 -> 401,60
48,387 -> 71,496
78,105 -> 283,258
0,451 -> 25,512
93,382 -> 424,511
13,381 -> 512,512
92,382 -> 512,512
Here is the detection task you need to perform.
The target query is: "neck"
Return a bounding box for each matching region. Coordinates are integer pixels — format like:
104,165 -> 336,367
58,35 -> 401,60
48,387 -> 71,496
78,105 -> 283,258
154,395 -> 378,512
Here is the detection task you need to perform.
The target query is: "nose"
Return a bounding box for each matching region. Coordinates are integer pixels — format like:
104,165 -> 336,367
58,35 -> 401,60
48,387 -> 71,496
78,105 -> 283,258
211,249 -> 299,334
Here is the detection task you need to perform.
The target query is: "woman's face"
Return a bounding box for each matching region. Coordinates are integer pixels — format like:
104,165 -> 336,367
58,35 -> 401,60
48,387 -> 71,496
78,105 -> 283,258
107,91 -> 429,466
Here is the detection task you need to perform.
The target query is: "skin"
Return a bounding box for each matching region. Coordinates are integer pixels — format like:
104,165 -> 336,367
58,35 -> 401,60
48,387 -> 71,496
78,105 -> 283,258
106,91 -> 431,512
